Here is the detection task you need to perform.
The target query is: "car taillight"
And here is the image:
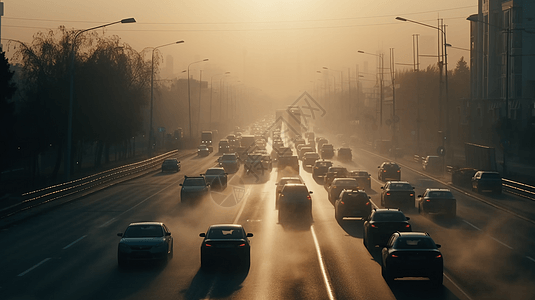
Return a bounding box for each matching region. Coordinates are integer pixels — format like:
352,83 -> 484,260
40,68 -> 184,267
365,202 -> 370,205
405,224 -> 411,228
391,254 -> 399,258
383,170 -> 387,172
205,243 -> 212,247
386,192 -> 391,196
409,193 -> 414,197
239,243 -> 246,247
307,195 -> 311,200
371,224 -> 377,228
340,201 -> 345,205
426,199 -> 431,202
397,170 -> 400,173
435,254 -> 442,258
332,185 -> 337,189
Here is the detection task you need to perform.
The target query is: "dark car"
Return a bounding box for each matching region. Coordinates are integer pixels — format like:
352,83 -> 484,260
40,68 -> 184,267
199,224 -> 253,271
320,144 -> 335,159
245,154 -> 271,176
202,168 -> 227,191
218,139 -> 231,153
316,138 -> 328,152
294,138 -> 306,150
197,144 -> 210,157
277,183 -> 313,224
312,160 -> 333,179
277,155 -> 299,175
161,158 -> 180,172
275,176 -> 304,209
218,153 -> 240,173
422,155 -> 442,173
378,162 -> 401,181
302,152 -> 320,167
335,189 -> 372,223
347,170 -> 372,190
117,222 -> 173,267
417,188 -> 456,218
338,148 -> 352,161
180,176 -> 210,204
323,166 -> 349,188
328,178 -> 359,203
363,208 -> 412,249
298,146 -> 315,160
380,181 -> 415,209
381,232 -> 443,285
451,168 -> 478,187
472,171 -> 502,194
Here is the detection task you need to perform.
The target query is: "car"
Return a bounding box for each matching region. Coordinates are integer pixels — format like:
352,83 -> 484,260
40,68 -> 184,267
378,162 -> 401,181
472,171 -> 502,194
298,146 -> 315,160
294,138 -> 306,150
245,154 -> 270,176
312,160 -> 333,179
218,139 -> 231,153
302,152 -> 320,167
380,181 -> 415,209
320,144 -> 335,159
347,170 -> 372,190
180,176 -> 210,204
218,153 -> 240,173
117,222 -> 173,267
422,155 -> 442,173
197,144 -> 210,157
416,188 -> 457,218
338,148 -> 352,161
363,208 -> 412,249
273,146 -> 292,162
316,138 -> 328,152
275,176 -> 304,208
199,224 -> 253,271
202,168 -> 228,191
334,189 -> 372,223
323,166 -> 349,188
277,155 -> 299,175
328,178 -> 360,203
451,167 -> 478,187
277,183 -> 313,224
381,232 -> 443,285
161,158 -> 180,172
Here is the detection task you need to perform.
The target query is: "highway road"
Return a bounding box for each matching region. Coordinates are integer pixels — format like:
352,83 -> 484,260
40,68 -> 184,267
1,137 -> 534,300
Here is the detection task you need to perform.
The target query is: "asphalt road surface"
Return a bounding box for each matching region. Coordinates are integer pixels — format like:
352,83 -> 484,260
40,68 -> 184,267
1,140 -> 534,300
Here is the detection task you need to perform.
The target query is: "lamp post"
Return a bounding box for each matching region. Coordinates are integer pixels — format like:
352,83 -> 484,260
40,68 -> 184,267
210,72 -> 230,129
396,16 -> 450,163
188,58 -> 209,140
148,40 -> 184,158
65,18 -> 136,180
358,50 -> 385,127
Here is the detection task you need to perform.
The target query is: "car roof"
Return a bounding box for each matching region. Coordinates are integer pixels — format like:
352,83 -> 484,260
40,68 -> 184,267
184,176 -> 205,179
425,188 -> 451,192
386,181 -> 410,184
397,232 -> 430,237
208,224 -> 244,230
332,178 -> 357,182
373,208 -> 404,213
207,167 -> 225,171
129,221 -> 163,226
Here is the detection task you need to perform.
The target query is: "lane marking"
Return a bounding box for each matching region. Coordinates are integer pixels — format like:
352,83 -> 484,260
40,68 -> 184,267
311,225 -> 336,300
463,220 -> 481,231
232,188 -> 251,224
488,235 -> 513,250
527,256 -> 535,263
63,235 -> 87,250
443,273 -> 473,300
18,258 -> 51,277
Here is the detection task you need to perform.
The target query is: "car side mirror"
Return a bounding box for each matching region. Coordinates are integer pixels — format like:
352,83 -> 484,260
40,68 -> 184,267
117,233 -> 123,237
179,184 -> 183,186
309,191 -> 313,194
199,233 -> 206,237
406,217 -> 411,220
380,187 -> 384,189
417,195 -> 422,198
166,232 -> 171,236
178,161 -> 181,163
435,244 -> 441,248
247,233 -> 254,237
377,166 -> 380,168
412,187 -> 415,189
368,196 -> 371,199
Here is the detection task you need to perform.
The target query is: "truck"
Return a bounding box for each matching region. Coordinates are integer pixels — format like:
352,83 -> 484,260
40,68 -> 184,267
201,131 -> 213,153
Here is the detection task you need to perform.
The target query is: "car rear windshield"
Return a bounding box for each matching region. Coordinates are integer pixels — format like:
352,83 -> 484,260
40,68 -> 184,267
372,212 -> 407,221
282,186 -> 308,195
481,173 -> 501,179
334,179 -> 358,186
427,191 -> 455,198
205,169 -> 224,175
395,237 -> 436,249
221,154 -> 237,161
316,161 -> 332,167
207,228 -> 245,239
389,183 -> 413,190
383,164 -> 399,170
184,178 -> 206,186
342,193 -> 368,202
351,171 -> 368,177
124,225 -> 164,238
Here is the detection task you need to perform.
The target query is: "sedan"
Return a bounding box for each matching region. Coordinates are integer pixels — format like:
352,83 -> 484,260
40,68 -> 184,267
380,181 -> 415,210
199,224 -> 253,271
161,158 -> 180,173
117,222 -> 173,267
202,168 -> 227,191
416,188 -> 456,218
381,232 -> 443,286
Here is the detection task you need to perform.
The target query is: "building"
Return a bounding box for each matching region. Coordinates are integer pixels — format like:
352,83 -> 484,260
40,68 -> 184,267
467,0 -> 535,156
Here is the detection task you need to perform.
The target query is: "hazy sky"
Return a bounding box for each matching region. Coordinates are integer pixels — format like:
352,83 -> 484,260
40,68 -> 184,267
1,0 -> 477,101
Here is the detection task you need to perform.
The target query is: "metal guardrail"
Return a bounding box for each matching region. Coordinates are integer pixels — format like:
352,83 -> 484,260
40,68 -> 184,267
502,178 -> 535,201
0,150 -> 191,220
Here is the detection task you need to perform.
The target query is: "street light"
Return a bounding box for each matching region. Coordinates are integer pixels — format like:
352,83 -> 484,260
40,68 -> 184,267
148,40 -> 184,158
66,17 -> 136,180
358,50 -> 385,127
188,58 -> 209,139
210,72 -> 230,129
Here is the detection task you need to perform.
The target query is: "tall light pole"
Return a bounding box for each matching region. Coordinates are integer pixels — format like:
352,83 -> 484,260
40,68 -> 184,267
396,16 -> 450,162
66,17 -> 136,180
188,58 -> 209,140
358,50 -> 385,127
148,40 -> 184,158
210,72 -> 230,129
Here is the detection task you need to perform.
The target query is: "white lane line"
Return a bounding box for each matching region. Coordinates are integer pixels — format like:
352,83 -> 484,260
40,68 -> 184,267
443,273 -> 473,300
311,225 -> 336,300
488,236 -> 513,250
463,220 -> 481,231
18,258 -> 51,277
63,235 -> 87,250
527,256 -> 535,263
